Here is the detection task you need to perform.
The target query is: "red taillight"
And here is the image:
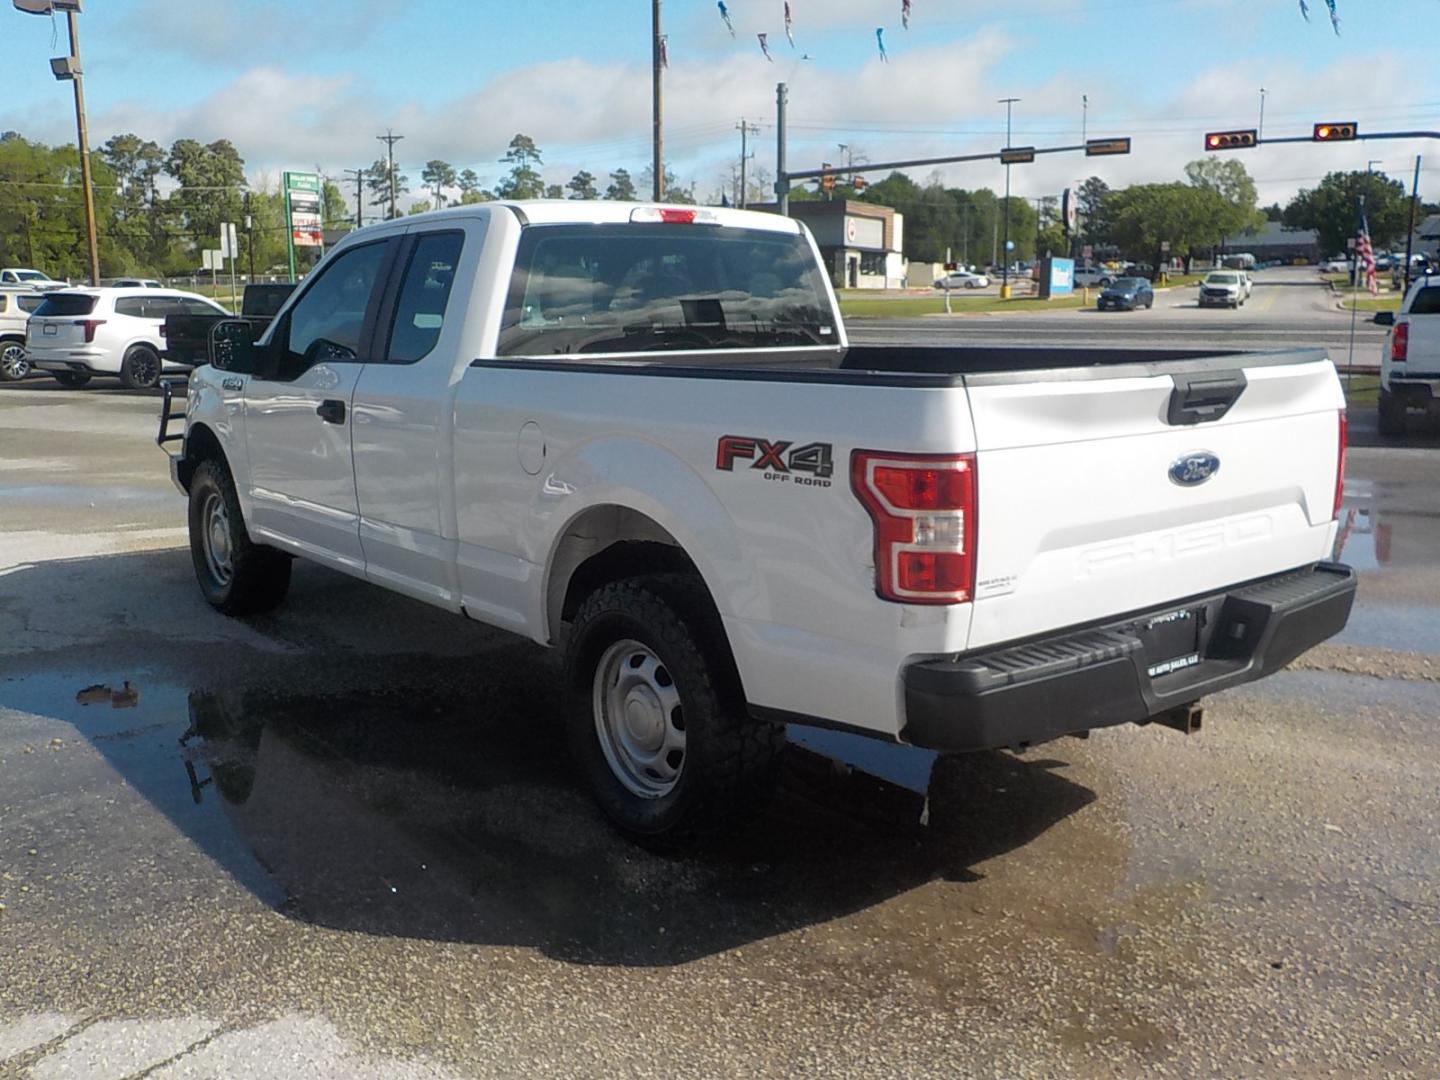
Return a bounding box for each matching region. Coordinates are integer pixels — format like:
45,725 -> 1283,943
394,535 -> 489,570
1391,321 -> 1408,362
658,209 -> 697,224
1333,409 -> 1347,520
75,318 -> 106,343
851,450 -> 977,604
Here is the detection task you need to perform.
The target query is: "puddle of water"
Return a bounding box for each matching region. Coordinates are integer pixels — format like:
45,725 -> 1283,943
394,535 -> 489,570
0,666 -> 1095,964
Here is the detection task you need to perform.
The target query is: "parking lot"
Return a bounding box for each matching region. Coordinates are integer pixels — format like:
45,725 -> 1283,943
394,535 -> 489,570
1,361 -> 1437,1077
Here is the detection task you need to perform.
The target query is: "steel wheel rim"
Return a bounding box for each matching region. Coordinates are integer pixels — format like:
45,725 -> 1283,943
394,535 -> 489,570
0,343 -> 27,379
592,638 -> 686,799
201,491 -> 234,586
132,350 -> 158,386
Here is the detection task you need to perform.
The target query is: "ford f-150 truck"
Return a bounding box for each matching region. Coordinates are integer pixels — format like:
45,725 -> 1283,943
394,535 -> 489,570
1376,275 -> 1440,436
158,201 -> 1356,842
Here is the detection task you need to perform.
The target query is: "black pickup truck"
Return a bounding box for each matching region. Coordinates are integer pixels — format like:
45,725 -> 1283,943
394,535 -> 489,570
164,282 -> 295,368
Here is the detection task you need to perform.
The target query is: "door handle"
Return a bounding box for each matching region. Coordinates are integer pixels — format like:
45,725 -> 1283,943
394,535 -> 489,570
316,399 -> 346,424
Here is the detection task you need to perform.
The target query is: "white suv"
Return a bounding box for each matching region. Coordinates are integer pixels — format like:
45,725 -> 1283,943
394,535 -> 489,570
0,288 -> 46,381
26,288 -> 228,389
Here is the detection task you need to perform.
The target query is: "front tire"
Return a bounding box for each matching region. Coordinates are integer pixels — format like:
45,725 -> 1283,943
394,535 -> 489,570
120,344 -> 162,390
565,574 -> 783,844
1378,388 -> 1407,437
0,340 -> 29,381
52,371 -> 91,388
188,458 -> 292,615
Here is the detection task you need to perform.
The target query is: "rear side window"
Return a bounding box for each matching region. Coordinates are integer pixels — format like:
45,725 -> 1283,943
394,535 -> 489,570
33,294 -> 98,317
16,294 -> 43,314
115,298 -> 147,317
180,297 -> 221,316
385,231 -> 463,364
1409,287 -> 1440,315
498,223 -> 836,357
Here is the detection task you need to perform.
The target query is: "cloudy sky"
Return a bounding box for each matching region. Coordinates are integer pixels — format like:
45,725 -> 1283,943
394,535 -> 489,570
2,0 -> 1436,212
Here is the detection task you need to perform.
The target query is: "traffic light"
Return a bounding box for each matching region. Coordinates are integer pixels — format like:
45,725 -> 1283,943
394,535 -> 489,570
820,163 -> 835,193
1313,121 -> 1358,141
1084,137 -> 1132,157
851,175 -> 868,192
1000,146 -> 1036,164
1204,129 -> 1258,151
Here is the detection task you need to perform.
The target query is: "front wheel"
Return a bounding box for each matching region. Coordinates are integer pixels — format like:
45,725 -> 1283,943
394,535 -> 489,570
1378,388 -> 1407,437
565,574 -> 783,845
52,371 -> 91,388
0,340 -> 29,381
188,458 -> 292,615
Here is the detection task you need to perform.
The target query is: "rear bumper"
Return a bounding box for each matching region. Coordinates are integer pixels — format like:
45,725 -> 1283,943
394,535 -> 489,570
901,563 -> 1356,752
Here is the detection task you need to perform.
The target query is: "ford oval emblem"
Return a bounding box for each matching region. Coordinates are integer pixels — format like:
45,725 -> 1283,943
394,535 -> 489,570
1169,451 -> 1220,487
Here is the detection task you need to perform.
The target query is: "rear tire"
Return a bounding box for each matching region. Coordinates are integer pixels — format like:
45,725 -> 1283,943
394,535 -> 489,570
0,339 -> 28,381
188,458 -> 292,615
52,371 -> 91,389
120,344 -> 162,390
564,573 -> 783,845
1378,388 -> 1407,437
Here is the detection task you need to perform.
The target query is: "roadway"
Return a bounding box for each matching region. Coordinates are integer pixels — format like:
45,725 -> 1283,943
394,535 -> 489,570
0,329 -> 1436,1077
850,266 -> 1388,362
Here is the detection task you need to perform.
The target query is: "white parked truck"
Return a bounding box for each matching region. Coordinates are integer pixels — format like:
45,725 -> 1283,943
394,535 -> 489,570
1377,275 -> 1440,436
158,201 -> 1356,842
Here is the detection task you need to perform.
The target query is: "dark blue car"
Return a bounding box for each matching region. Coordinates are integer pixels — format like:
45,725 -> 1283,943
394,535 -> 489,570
1098,277 -> 1154,311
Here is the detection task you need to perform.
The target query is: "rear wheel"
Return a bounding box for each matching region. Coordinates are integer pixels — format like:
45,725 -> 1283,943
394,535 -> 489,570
0,339 -> 29,381
52,371 -> 91,388
188,458 -> 292,615
565,573 -> 783,845
120,344 -> 162,390
1378,388 -> 1407,437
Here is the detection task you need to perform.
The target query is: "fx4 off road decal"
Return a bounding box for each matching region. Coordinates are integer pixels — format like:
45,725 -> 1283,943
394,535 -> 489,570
715,436 -> 834,487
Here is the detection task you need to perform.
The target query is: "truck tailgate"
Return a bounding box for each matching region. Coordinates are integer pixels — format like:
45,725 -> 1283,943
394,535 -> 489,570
964,355 -> 1344,650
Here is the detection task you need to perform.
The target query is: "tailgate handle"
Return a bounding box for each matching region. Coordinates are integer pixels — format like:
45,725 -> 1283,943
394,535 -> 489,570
1167,371 -> 1247,425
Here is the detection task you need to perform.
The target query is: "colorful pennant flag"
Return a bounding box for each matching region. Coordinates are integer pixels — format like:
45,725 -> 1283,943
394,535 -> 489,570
758,32 -> 773,61
902,0 -> 912,29
717,1 -> 735,36
784,2 -> 795,47
875,26 -> 888,62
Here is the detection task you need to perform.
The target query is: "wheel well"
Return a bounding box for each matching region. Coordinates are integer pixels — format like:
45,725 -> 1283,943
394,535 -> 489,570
548,506 -> 703,641
177,421 -> 226,491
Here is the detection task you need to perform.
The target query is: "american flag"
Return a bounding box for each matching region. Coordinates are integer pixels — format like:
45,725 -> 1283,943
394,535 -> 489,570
1356,199 -> 1378,296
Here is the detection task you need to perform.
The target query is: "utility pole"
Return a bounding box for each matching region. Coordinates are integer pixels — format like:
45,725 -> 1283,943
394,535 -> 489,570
1404,155 -> 1422,290
736,119 -> 760,207
64,8 -> 98,285
652,0 -> 664,200
1258,87 -> 1267,141
999,97 -> 1020,298
1082,94 -> 1088,145
344,167 -> 365,228
377,131 -> 403,219
776,82 -> 790,215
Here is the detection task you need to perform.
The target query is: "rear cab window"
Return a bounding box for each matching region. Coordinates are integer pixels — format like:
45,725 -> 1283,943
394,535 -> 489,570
498,223 -> 837,357
1407,286 -> 1440,315
33,293 -> 99,317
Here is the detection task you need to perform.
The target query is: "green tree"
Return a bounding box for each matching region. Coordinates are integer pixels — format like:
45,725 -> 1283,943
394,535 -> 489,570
1107,182 -> 1231,263
1076,176 -> 1113,245
365,156 -> 409,218
604,168 -> 637,201
322,179 -> 349,230
1283,170 -> 1410,257
1262,202 -> 1284,222
1184,156 -> 1263,241
544,183 -> 564,199
0,135 -> 124,278
457,168 -> 481,198
421,159 -> 457,208
494,134 -> 545,200
165,138 -> 247,254
408,199 -> 433,215
567,170 -> 598,200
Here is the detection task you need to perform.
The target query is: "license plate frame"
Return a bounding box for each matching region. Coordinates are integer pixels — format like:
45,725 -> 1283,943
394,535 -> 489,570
42,323 -> 57,336
1139,606 -> 1203,679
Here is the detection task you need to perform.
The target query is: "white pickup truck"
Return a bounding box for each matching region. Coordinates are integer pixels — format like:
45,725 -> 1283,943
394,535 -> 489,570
1377,275 -> 1440,436
158,201 -> 1356,842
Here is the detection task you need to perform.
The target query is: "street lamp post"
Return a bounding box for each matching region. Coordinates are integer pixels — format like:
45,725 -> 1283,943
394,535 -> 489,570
16,0 -> 99,284
999,97 -> 1020,298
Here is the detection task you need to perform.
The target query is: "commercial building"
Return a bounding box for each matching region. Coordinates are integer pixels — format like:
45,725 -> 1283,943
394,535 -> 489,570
758,199 -> 905,290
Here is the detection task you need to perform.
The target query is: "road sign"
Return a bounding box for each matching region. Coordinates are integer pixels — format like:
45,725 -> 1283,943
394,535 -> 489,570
1062,188 -> 1077,235
219,222 -> 238,259
1082,245 -> 1093,260
1000,147 -> 1036,165
1084,137 -> 1131,157
283,171 -> 322,194
283,171 -> 325,282
1160,241 -> 1171,252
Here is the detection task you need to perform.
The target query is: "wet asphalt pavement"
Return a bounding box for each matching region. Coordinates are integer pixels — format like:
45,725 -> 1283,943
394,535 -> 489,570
1,379 -> 1438,1078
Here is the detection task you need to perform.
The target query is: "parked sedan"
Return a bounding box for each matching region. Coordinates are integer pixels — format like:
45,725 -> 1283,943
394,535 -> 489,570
1097,277 -> 1154,311
934,270 -> 990,290
25,287 -> 228,389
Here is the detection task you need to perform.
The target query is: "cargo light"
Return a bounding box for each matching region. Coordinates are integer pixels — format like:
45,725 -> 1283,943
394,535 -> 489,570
629,207 -> 719,225
851,451 -> 977,604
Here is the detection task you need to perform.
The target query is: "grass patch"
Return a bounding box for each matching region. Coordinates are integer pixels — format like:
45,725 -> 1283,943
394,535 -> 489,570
1340,373 -> 1380,408
841,294 -> 1088,318
1341,296 -> 1401,312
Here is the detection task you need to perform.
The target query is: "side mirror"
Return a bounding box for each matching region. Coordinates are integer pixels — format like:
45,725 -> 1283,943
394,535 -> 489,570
209,319 -> 258,373
1373,310 -> 1395,327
